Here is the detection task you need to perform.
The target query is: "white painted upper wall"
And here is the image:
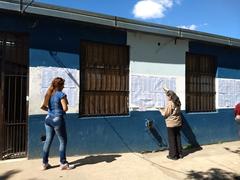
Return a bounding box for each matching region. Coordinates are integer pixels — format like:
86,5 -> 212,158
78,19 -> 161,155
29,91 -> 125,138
127,31 -> 188,110
127,31 -> 188,76
29,32 -> 190,115
29,67 -> 79,115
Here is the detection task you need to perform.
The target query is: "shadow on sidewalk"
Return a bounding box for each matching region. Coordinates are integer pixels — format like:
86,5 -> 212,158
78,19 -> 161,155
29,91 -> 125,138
182,145 -> 203,158
69,154 -> 121,168
224,147 -> 240,156
186,168 -> 240,180
0,169 -> 21,180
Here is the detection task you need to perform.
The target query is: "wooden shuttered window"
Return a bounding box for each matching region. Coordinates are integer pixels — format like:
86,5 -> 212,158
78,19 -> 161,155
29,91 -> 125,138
186,53 -> 216,112
80,41 -> 129,117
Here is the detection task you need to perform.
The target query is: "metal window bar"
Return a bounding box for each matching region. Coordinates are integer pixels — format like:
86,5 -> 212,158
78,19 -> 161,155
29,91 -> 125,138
80,41 -> 129,117
2,75 -> 27,159
186,53 -> 216,112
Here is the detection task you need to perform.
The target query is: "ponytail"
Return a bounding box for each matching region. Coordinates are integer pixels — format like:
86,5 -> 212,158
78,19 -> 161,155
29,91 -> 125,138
40,85 -> 53,111
40,77 -> 65,111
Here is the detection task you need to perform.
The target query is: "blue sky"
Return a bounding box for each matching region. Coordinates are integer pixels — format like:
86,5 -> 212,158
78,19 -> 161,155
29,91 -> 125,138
36,0 -> 240,39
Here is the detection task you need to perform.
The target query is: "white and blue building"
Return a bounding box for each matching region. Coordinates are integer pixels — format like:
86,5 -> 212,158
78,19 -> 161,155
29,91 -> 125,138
0,0 -> 240,159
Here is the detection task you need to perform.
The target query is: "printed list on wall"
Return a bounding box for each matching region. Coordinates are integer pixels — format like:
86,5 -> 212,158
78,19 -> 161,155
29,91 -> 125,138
41,67 -> 79,107
130,74 -> 176,111
218,78 -> 240,108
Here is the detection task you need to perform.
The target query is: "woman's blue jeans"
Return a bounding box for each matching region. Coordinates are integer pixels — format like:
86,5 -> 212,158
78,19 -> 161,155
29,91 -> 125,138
42,115 -> 67,164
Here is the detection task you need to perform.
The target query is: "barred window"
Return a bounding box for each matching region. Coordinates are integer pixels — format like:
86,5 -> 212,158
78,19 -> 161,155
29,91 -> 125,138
79,41 -> 129,117
186,53 -> 216,112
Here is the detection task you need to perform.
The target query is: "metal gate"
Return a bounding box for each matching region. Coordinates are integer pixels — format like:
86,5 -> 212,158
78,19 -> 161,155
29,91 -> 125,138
0,32 -> 28,160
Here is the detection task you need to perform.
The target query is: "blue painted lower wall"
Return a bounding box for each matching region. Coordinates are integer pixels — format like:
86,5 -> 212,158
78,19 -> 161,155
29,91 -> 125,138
28,109 -> 239,159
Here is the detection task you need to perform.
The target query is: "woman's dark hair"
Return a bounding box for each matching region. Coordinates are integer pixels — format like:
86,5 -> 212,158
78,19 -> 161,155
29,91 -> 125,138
166,90 -> 181,107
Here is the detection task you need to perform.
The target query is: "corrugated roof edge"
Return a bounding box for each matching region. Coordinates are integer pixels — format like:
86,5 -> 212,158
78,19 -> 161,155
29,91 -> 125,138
1,0 -> 240,47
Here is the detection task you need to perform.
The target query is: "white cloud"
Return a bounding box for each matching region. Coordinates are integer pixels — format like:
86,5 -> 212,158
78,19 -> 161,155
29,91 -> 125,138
133,0 -> 175,19
177,23 -> 208,30
178,24 -> 197,30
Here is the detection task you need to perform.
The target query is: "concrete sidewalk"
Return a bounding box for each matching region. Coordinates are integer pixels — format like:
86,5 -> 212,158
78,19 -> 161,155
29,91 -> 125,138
0,141 -> 240,180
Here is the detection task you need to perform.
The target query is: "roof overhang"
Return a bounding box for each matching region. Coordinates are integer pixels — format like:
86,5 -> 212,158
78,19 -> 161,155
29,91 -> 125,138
1,0 -> 240,48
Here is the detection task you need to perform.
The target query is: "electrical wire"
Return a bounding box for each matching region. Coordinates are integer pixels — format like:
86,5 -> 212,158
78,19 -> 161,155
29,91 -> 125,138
50,50 -> 186,175
49,51 -> 79,87
20,0 -> 34,13
104,117 -> 186,175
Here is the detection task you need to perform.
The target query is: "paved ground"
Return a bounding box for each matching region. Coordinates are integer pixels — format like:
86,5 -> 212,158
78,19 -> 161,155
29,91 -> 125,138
0,141 -> 240,180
